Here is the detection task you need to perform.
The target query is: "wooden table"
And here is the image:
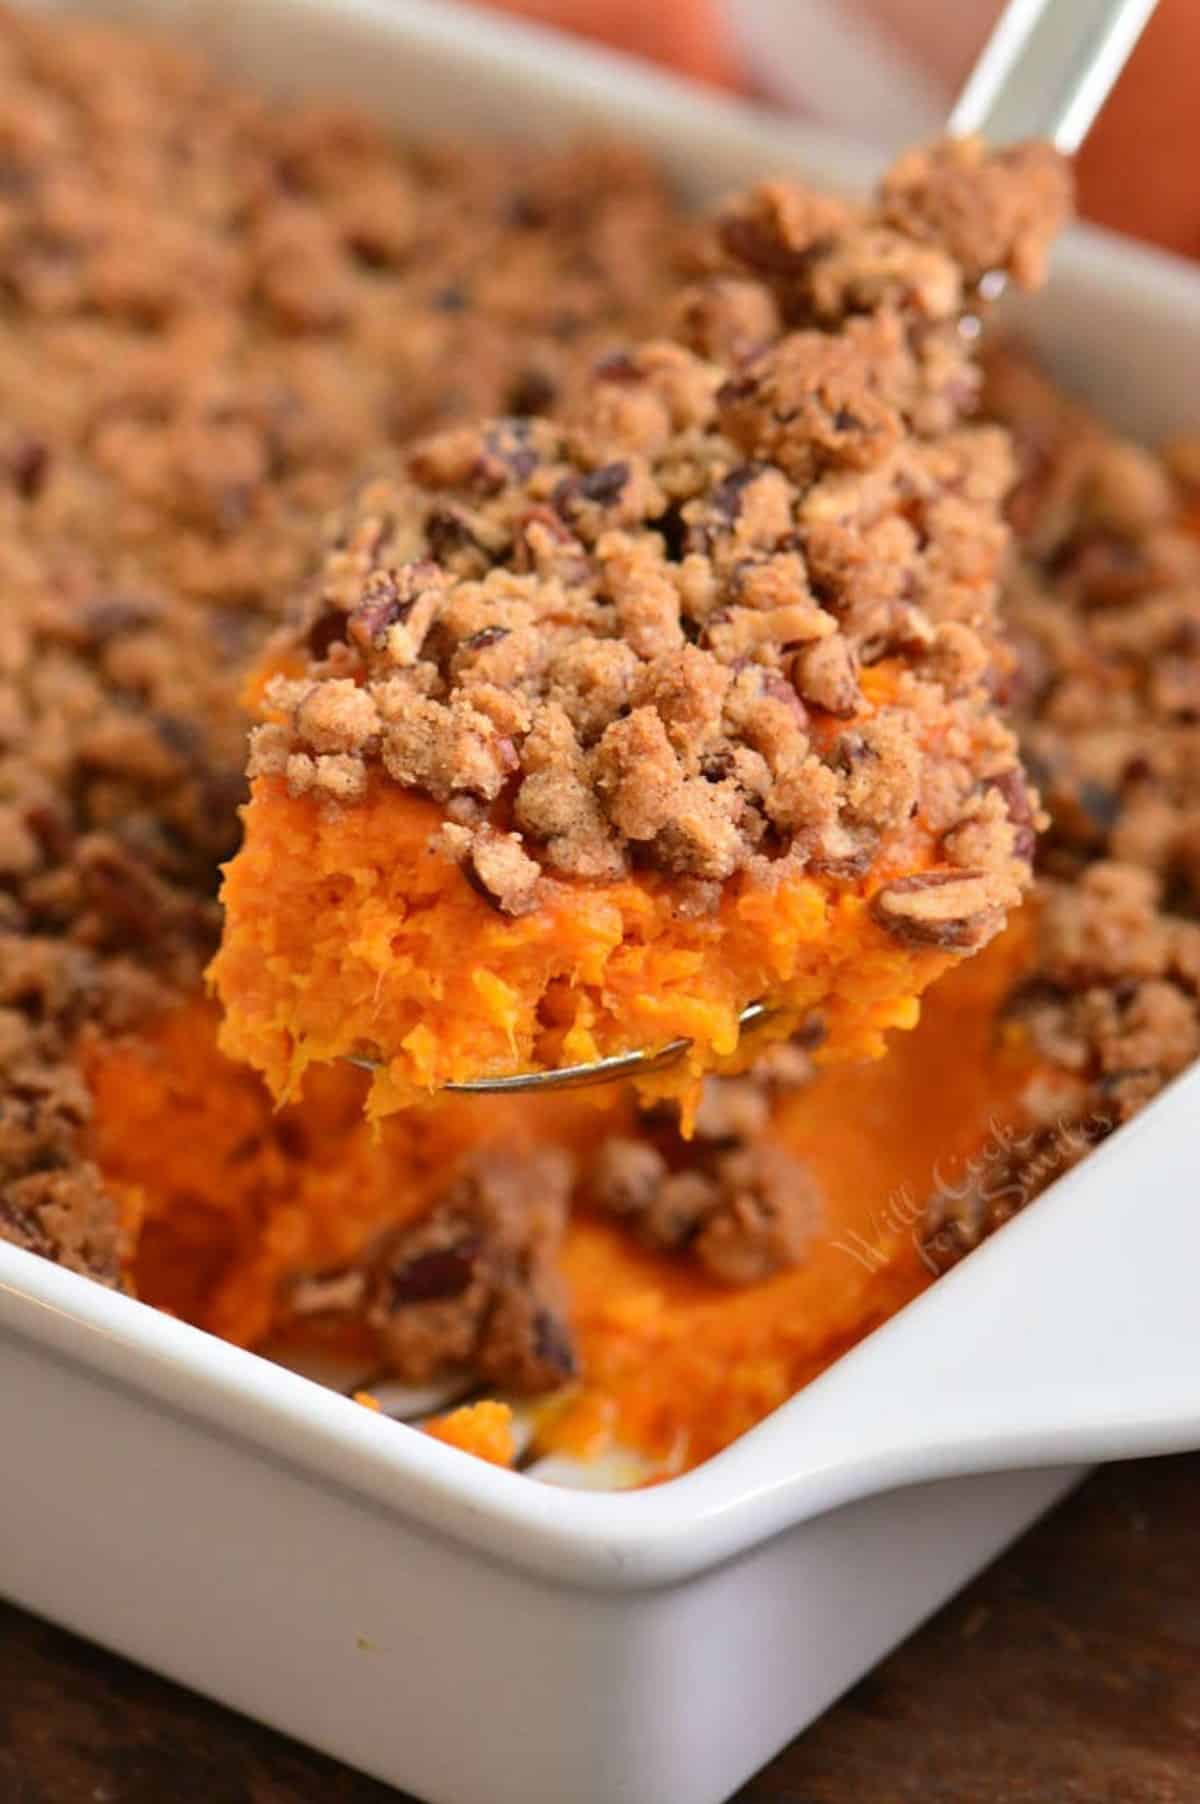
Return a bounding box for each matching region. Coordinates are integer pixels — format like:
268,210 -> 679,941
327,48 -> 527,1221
3,1455 -> 1198,1803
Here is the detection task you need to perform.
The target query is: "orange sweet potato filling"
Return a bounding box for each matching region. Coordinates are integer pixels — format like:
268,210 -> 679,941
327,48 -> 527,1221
551,921 -> 1039,1473
210,761 -> 960,1125
86,918 -> 1039,1477
424,1400 -> 517,1468
84,999 -> 621,1350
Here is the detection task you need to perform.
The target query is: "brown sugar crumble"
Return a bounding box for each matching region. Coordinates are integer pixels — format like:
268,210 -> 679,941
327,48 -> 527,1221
362,1144 -> 578,1394
576,1042 -> 822,1289
256,138 -> 1068,917
587,1115 -> 820,1285
0,1 -> 679,1290
210,136 -> 1069,1122
0,3 -> 1196,1413
921,345 -> 1200,1267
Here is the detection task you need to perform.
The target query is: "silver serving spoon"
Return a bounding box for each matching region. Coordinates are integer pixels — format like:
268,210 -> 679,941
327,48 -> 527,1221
949,0 -> 1158,152
346,1000 -> 775,1093
352,0 -> 1157,1097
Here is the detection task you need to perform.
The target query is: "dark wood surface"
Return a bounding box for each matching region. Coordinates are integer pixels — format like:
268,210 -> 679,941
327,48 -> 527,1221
3,1455 -> 1199,1804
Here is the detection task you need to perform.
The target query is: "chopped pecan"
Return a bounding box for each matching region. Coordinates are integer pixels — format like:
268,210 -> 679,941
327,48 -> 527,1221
870,868 -> 1006,950
463,828 -> 543,917
793,636 -> 861,716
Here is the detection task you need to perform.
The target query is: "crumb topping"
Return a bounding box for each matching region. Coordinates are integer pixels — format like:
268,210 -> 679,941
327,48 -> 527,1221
580,1032 -> 821,1286
0,2 -> 679,1281
361,1145 -> 577,1394
263,139 -> 1067,916
586,1122 -> 820,1286
0,1164 -> 125,1286
921,345 -> 1200,1266
880,139 -> 1071,290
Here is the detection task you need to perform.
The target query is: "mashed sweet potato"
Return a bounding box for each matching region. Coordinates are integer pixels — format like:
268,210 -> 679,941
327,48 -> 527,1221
88,920 -> 1040,1475
211,757 -> 972,1124
425,1400 -> 517,1467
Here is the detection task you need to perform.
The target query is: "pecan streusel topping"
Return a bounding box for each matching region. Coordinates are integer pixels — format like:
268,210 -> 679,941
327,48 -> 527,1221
921,345 -> 1200,1267
255,139 -> 1069,924
0,1 -> 681,1283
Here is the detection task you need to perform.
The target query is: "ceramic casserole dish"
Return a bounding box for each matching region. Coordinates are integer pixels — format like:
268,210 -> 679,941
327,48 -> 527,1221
2,4 -> 1199,1800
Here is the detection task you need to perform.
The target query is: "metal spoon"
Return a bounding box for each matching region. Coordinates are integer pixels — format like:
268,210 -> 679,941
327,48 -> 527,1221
345,1000 -> 777,1095
353,0 -> 1158,1097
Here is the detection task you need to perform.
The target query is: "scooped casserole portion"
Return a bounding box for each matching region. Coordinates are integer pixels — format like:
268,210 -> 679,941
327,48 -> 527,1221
210,141 -> 1068,1117
1,7 -> 1196,1480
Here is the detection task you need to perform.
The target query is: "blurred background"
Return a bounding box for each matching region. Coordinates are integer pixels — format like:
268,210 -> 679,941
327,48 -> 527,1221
472,0 -> 1199,259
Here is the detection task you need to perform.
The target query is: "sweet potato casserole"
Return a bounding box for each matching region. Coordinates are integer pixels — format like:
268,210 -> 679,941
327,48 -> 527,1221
2,4 -> 1197,1478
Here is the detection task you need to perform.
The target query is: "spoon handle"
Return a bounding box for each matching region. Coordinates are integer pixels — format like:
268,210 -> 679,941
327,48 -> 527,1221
950,0 -> 1159,152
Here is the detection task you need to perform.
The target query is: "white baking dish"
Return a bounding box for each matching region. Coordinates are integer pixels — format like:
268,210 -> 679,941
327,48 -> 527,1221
3,4 -> 1200,1800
